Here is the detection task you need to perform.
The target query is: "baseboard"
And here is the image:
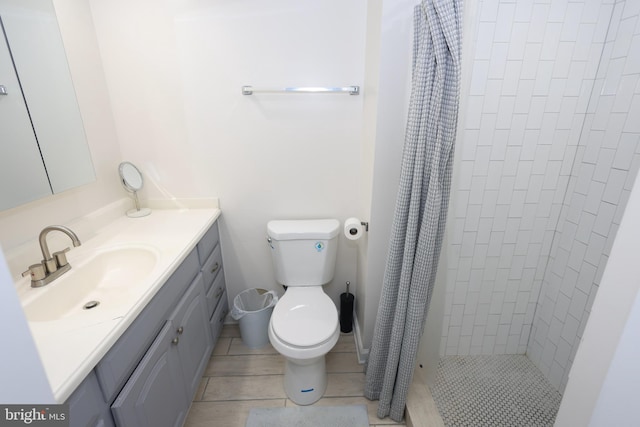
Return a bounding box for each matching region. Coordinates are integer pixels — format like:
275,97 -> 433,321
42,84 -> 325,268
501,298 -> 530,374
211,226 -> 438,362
353,314 -> 369,365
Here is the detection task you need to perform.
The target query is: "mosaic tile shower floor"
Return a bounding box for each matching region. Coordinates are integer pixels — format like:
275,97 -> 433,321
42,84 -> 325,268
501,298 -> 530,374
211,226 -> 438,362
431,355 -> 562,427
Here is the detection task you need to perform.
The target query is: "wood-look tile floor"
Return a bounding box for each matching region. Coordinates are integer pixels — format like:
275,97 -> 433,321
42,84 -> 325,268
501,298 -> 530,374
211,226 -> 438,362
184,324 -> 405,427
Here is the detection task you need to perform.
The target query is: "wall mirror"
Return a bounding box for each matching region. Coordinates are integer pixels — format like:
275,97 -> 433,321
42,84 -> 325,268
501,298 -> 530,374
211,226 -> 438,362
119,162 -> 151,218
0,0 -> 95,211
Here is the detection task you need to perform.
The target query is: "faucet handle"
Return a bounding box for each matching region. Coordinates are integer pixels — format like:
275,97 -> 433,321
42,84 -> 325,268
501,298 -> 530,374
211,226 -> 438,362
22,263 -> 46,281
53,247 -> 71,268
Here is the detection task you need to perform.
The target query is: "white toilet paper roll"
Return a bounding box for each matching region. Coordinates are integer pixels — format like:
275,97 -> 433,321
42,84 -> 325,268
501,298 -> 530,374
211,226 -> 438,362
344,217 -> 364,241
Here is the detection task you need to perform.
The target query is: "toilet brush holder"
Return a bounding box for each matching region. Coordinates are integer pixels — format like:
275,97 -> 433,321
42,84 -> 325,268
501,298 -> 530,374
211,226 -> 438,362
340,281 -> 354,333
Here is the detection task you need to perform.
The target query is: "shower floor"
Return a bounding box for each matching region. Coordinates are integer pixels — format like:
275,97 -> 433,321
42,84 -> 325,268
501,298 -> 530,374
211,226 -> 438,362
430,355 -> 561,427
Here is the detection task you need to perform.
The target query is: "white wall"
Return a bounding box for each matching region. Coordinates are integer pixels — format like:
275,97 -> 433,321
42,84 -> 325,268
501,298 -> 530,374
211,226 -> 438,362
555,165 -> 640,427
0,253 -> 53,403
358,0 -> 414,350
588,292 -> 640,426
355,0 -> 382,355
88,0 -> 368,307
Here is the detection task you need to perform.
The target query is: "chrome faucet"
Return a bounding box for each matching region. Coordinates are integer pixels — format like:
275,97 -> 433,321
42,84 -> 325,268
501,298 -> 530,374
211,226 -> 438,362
22,225 -> 82,287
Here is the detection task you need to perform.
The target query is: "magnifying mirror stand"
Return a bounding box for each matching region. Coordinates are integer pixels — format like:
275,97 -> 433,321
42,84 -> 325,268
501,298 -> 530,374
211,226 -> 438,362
127,190 -> 151,218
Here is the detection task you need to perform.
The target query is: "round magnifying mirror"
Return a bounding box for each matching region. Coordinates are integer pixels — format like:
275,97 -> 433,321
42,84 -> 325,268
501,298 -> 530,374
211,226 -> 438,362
119,162 -> 144,191
118,162 -> 151,218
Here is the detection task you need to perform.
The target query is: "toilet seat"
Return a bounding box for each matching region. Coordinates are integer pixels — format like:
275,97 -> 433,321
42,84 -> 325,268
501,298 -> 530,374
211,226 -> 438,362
271,287 -> 338,347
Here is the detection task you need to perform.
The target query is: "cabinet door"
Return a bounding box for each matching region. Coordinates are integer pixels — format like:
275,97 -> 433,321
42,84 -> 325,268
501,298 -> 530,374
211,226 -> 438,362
172,274 -> 213,399
66,371 -> 115,427
111,321 -> 188,427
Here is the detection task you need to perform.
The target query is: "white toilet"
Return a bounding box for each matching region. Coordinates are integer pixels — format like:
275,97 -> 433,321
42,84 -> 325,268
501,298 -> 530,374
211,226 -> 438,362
266,219 -> 341,405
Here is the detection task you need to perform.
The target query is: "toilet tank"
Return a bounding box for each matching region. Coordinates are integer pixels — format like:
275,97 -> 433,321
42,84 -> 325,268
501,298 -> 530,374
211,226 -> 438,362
267,219 -> 340,286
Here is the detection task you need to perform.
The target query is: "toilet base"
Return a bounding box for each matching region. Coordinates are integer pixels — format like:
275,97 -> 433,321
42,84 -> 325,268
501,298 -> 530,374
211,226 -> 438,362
283,356 -> 327,405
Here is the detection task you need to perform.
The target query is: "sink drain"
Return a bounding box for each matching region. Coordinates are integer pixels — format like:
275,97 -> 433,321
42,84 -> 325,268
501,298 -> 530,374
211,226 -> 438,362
83,301 -> 100,310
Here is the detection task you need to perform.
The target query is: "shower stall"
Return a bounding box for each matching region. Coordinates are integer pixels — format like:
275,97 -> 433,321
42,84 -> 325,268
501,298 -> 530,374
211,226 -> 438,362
415,0 -> 640,424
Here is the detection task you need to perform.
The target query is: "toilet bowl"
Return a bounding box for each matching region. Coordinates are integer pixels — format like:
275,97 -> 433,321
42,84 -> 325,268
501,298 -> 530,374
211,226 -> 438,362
268,286 -> 340,405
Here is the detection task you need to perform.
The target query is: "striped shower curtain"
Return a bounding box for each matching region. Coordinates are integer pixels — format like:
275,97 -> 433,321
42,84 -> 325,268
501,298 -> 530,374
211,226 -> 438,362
364,0 -> 462,422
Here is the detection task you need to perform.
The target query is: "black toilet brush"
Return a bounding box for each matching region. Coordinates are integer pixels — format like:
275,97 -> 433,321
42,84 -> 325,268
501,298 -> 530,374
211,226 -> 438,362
340,281 -> 354,333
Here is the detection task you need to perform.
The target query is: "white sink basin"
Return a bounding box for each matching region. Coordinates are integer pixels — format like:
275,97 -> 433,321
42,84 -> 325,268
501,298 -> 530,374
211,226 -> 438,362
22,246 -> 159,322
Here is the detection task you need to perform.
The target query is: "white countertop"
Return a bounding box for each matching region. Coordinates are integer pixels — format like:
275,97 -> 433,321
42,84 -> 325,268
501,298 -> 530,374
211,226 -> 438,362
13,206 -> 221,403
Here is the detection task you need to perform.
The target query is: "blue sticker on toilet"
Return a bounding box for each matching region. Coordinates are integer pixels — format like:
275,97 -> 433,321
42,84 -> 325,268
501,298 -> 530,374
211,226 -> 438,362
315,242 -> 324,252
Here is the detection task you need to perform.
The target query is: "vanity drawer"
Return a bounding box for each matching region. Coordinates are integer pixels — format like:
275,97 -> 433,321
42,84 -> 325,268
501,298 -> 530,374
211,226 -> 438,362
197,222 -> 220,265
210,290 -> 228,345
95,249 -> 200,402
205,267 -> 226,316
201,244 -> 223,292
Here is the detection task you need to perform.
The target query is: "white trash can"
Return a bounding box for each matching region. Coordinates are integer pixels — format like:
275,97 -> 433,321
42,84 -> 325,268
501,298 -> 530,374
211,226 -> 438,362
231,288 -> 278,349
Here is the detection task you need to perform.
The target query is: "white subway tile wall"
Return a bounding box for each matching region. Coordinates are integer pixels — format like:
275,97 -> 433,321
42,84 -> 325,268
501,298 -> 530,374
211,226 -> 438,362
443,0 -> 640,393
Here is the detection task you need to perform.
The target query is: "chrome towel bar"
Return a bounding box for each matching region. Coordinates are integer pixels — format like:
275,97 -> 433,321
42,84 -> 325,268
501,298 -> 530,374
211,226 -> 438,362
242,85 -> 360,96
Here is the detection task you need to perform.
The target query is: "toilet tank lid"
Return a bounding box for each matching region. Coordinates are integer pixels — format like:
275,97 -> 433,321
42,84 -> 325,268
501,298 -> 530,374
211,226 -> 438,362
267,219 -> 340,240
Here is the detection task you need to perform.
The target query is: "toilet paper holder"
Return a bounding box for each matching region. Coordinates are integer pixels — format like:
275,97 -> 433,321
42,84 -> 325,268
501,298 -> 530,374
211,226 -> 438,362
360,221 -> 369,232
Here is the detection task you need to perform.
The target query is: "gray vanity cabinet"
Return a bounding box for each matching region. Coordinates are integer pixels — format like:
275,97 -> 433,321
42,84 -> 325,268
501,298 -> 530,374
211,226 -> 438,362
64,219 -> 227,427
67,371 -> 115,427
111,270 -> 213,427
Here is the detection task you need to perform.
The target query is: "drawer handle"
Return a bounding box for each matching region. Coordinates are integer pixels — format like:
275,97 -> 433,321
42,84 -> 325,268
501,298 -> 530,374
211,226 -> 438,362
177,326 -> 184,335
211,262 -> 220,274
214,288 -> 224,298
172,337 -> 179,345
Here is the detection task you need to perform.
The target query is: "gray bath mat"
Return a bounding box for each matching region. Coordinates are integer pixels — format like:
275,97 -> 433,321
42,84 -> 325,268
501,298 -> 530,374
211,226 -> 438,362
245,404 -> 369,427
